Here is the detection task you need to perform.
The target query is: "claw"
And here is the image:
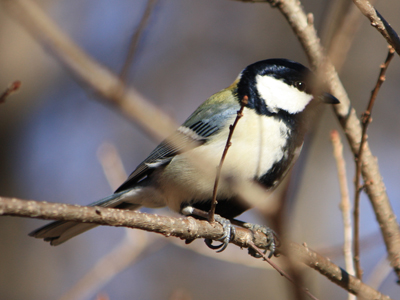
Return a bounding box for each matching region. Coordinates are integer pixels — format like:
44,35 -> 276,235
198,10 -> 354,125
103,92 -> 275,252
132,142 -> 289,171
204,215 -> 236,253
243,223 -> 278,258
181,206 -> 236,253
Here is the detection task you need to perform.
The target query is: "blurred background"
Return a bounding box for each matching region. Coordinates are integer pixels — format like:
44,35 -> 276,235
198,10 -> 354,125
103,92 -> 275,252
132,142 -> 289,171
1,0 -> 400,299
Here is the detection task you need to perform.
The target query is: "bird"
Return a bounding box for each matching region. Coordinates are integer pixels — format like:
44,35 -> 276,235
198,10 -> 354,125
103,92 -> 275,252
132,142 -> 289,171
29,58 -> 339,253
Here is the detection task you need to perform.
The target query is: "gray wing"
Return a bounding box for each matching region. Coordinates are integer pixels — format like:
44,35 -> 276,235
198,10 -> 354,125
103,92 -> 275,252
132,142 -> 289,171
115,91 -> 239,193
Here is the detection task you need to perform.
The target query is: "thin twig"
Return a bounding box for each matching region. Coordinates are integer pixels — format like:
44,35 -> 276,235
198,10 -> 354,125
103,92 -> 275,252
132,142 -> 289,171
248,241 -> 318,300
352,0 -> 400,56
0,80 -> 21,103
171,237 -> 273,270
119,0 -> 158,83
209,96 -> 248,222
353,45 -> 395,279
330,130 -> 356,300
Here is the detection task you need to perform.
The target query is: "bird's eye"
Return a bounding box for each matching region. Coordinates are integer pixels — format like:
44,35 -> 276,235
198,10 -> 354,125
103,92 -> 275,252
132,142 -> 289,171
295,81 -> 306,92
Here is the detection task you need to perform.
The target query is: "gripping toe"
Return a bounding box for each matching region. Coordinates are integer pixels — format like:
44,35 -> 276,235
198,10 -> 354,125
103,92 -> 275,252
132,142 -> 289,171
243,223 -> 278,258
204,215 -> 236,253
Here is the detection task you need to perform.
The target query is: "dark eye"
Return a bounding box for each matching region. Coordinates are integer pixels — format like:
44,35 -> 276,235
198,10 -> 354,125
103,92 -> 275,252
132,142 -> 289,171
295,81 -> 306,92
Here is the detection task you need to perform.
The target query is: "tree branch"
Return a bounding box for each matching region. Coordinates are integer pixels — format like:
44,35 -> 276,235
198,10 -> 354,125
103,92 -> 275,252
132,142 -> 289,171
325,0 -> 371,73
353,46 -> 395,280
330,130 -> 356,300
248,241 -> 319,300
232,0 -> 400,281
286,243 -> 392,300
0,0 -> 176,142
352,0 -> 400,56
119,0 -> 159,83
2,0 -> 399,293
0,196 -> 393,300
1,197 -> 229,243
0,0 -> 276,216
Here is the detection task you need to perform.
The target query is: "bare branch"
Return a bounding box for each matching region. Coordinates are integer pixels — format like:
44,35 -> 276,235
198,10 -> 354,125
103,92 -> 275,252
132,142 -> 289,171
232,0 -> 400,281
330,130 -> 356,300
248,241 -> 319,300
0,0 -> 278,218
0,196 -> 393,299
2,0 -> 399,292
352,0 -> 400,56
2,198 -> 212,241
119,0 -> 158,83
1,0 -> 177,142
59,231 -> 162,300
326,2 -> 370,73
353,45 -> 396,279
285,243 -> 392,300
0,80 -> 21,103
0,196 -> 263,248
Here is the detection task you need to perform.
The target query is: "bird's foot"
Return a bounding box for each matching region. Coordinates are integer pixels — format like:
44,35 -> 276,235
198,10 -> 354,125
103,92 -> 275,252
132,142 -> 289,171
241,223 -> 278,258
181,206 -> 235,252
204,214 -> 236,252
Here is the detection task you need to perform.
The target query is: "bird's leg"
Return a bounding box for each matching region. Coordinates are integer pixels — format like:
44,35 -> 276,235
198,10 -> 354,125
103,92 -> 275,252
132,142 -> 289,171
232,219 -> 279,258
181,206 -> 236,252
181,206 -> 278,256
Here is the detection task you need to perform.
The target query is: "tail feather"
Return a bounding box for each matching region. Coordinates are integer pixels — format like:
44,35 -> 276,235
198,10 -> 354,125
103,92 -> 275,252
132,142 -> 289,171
29,190 -> 141,246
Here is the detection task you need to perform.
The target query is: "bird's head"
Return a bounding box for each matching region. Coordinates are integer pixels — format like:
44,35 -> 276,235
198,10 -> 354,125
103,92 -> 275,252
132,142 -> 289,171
236,59 -> 339,116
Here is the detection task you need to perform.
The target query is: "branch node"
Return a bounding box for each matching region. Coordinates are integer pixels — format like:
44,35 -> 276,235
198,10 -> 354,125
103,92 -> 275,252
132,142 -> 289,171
307,13 -> 314,26
186,216 -> 198,235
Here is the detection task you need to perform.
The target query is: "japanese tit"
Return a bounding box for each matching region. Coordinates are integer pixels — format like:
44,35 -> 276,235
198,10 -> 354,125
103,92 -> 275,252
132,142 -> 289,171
30,58 -> 339,247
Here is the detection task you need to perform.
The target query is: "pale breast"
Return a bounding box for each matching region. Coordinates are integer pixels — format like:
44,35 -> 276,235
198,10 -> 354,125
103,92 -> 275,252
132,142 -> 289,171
158,107 -> 291,212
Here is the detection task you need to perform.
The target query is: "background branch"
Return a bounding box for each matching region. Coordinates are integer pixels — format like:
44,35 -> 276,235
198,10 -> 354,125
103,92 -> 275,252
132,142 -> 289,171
255,0 -> 400,281
1,0 -> 177,142
330,130 -> 355,300
119,0 -> 158,83
352,0 -> 400,56
59,231 -> 162,300
353,45 -> 395,280
324,0 -> 373,73
286,243 -> 391,300
1,0 -> 278,219
1,0 -> 399,298
0,80 -> 21,103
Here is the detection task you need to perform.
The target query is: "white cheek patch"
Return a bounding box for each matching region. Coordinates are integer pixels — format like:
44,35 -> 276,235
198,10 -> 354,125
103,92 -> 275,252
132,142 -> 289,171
255,75 -> 313,114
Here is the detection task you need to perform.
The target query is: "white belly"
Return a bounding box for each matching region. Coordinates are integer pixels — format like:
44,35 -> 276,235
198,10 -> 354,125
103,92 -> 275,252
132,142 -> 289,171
158,108 -> 290,212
